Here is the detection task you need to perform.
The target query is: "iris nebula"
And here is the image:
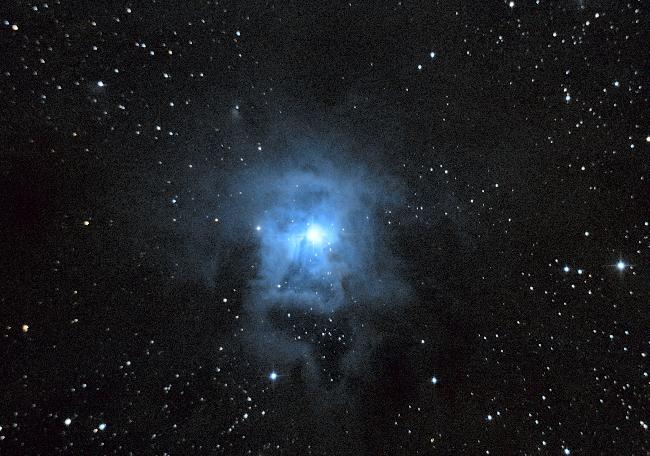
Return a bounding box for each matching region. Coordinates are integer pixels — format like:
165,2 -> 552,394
231,155 -> 409,384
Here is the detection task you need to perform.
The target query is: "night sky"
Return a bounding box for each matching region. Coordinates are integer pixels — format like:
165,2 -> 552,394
2,0 -> 649,454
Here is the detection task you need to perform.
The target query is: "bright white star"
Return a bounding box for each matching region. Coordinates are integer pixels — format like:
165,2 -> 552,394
616,260 -> 626,271
306,225 -> 324,244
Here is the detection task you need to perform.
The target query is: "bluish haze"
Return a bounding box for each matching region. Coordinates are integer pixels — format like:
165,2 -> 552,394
225,154 -> 410,385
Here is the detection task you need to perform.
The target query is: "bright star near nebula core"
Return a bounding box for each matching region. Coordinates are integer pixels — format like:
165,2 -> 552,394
305,224 -> 325,244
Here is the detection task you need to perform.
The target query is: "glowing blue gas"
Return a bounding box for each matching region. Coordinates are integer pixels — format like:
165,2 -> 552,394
243,163 -> 393,313
306,224 -> 325,244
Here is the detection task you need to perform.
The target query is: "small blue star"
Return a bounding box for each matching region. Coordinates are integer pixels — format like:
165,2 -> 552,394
269,371 -> 278,381
616,260 -> 626,271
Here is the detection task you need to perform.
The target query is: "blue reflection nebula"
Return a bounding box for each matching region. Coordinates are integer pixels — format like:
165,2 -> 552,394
234,156 -> 405,319
253,169 -> 359,312
228,155 -> 408,382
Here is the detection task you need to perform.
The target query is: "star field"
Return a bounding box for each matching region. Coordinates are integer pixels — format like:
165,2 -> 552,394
1,0 -> 649,454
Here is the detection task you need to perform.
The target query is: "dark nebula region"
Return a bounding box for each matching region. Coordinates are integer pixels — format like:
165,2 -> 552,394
2,0 -> 649,455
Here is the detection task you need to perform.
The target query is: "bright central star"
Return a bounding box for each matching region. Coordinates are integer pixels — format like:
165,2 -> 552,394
306,225 -> 325,244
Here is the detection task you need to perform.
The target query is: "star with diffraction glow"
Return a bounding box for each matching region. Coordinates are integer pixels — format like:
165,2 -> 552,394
305,224 -> 325,244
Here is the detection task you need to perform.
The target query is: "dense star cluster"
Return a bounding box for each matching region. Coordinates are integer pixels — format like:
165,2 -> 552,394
1,0 -> 649,454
